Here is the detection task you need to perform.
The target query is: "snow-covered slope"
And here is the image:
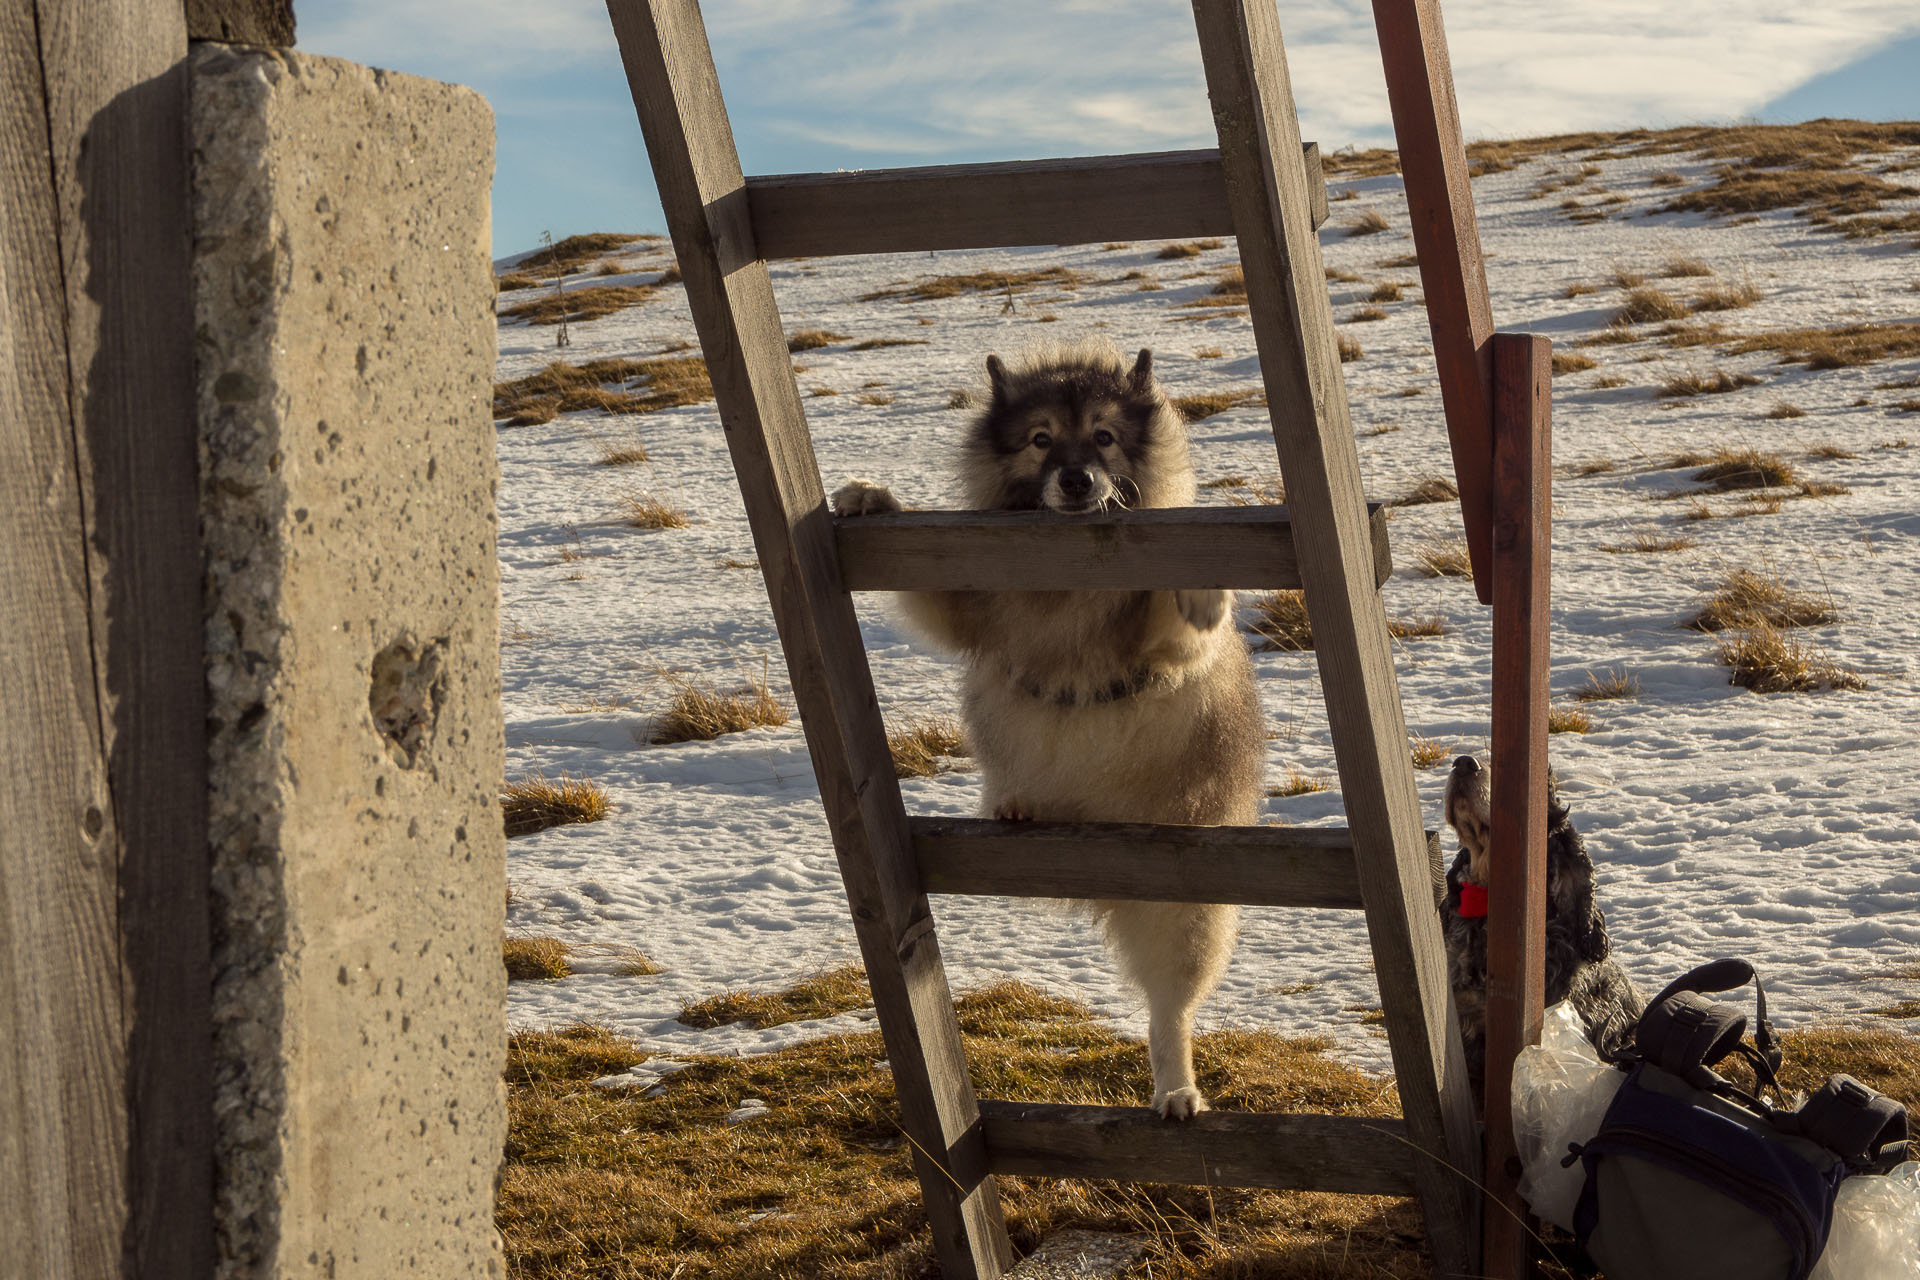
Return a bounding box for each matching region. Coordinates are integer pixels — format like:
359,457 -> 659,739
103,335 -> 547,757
493,131 -> 1920,1070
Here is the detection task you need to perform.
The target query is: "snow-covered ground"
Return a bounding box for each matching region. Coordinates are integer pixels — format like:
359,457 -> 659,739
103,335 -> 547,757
494,137 -> 1920,1073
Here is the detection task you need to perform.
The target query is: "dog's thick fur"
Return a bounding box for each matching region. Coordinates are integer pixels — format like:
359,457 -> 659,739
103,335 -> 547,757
833,343 -> 1264,1119
1441,755 -> 1645,1099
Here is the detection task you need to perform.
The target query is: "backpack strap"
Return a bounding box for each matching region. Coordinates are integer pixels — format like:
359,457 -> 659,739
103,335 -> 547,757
1636,960 -> 1784,1096
1791,1074 -> 1910,1170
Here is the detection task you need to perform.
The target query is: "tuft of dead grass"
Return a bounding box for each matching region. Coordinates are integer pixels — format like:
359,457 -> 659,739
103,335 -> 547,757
1387,614 -> 1450,640
1765,403 -> 1807,420
1367,282 -> 1405,303
1173,389 -> 1263,421
947,389 -> 976,409
1685,566 -> 1836,632
1268,767 -> 1330,797
501,283 -> 657,326
651,673 -> 790,745
1722,322 -> 1920,370
1346,305 -> 1389,323
855,392 -> 896,406
887,715 -> 970,780
860,266 -> 1080,303
1574,667 -> 1640,702
1614,286 -> 1692,326
1552,351 -> 1599,375
786,329 -> 849,352
1548,707 -> 1592,734
1346,207 -> 1391,236
504,937 -> 573,981
1572,458 -> 1617,476
1409,736 -> 1452,768
1684,447 -> 1797,489
619,491 -> 690,530
1415,540 -> 1474,578
1717,625 -> 1866,694
502,773 -> 613,837
679,964 -> 871,1030
1806,440 -> 1856,458
1660,255 -> 1715,278
595,439 -> 649,466
1249,591 -> 1313,651
1657,369 -> 1764,398
1690,279 -> 1764,312
493,356 -> 713,425
851,337 -> 931,351
1389,476 -> 1459,507
1337,332 -> 1364,362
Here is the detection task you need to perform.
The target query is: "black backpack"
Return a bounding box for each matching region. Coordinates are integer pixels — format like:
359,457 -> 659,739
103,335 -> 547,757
1572,959 -> 1909,1280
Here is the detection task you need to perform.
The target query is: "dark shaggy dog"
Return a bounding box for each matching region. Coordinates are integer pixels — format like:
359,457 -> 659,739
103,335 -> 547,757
1441,755 -> 1645,1100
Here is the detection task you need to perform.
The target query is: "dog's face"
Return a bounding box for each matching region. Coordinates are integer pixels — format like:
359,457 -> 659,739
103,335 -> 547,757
1444,755 -> 1493,885
962,347 -> 1180,513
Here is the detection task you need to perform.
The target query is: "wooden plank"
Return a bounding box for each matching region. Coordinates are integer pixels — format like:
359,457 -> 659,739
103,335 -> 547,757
0,7 -> 128,1275
912,817 -> 1450,909
746,145 -> 1328,258
1372,0 -> 1497,605
604,3 -> 1011,1275
36,2 -> 211,1274
184,0 -> 294,44
980,1101 -> 1417,1196
1482,333 -> 1552,1279
1188,2 -> 1480,1274
836,503 -> 1391,592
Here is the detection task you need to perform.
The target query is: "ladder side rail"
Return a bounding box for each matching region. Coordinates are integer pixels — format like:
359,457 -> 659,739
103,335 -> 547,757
1189,2 -> 1480,1274
745,145 -> 1328,258
604,3 -> 1011,1274
1483,332 -> 1553,1278
1372,0 -> 1499,605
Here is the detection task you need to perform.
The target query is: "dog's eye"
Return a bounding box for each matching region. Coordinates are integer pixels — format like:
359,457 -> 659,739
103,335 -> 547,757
1093,429 -> 1115,447
1031,432 -> 1052,449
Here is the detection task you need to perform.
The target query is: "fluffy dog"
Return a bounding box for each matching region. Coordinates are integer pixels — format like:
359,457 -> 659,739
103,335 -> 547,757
833,343 -> 1264,1119
1440,755 -> 1645,1099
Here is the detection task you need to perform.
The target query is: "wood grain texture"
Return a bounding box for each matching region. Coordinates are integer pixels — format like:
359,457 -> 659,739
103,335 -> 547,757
836,504 -> 1391,592
605,2 -> 1011,1273
1482,333 -> 1552,1279
979,1101 -> 1417,1196
1372,0 -> 1497,606
184,0 -> 294,45
36,1 -> 212,1273
912,817 -> 1448,909
746,145 -> 1329,258
1190,2 -> 1479,1272
0,7 -> 128,1275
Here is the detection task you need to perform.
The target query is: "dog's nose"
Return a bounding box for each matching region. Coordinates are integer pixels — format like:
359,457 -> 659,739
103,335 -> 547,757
1058,467 -> 1093,496
1452,755 -> 1480,774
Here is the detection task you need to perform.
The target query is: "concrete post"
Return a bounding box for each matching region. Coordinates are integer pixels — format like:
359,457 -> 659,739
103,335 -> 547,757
190,45 -> 505,1278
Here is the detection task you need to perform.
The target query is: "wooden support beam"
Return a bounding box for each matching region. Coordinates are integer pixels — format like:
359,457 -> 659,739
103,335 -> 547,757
1373,0 -> 1497,605
1189,2 -> 1481,1273
745,145 -> 1329,258
1482,332 -> 1552,1279
605,3 -> 1011,1275
836,504 -> 1391,593
980,1102 -> 1417,1196
912,818 -> 1448,908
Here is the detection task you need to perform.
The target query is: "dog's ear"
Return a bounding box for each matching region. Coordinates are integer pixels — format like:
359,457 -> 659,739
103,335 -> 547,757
1128,347 -> 1154,393
986,354 -> 1010,408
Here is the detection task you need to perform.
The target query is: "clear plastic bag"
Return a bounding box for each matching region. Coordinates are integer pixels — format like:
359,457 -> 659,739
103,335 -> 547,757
1509,1001 -> 1626,1231
1810,1161 -> 1920,1280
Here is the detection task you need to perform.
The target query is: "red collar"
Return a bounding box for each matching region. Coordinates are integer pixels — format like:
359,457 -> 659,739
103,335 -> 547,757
1457,882 -> 1488,918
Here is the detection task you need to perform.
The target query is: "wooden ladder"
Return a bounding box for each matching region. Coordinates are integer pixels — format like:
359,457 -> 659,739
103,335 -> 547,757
605,1 -> 1554,1276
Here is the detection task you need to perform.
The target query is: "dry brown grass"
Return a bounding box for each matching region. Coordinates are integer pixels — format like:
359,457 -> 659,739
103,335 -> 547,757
1656,165 -> 1913,222
860,266 -> 1080,303
619,491 -> 690,530
1268,767 -> 1331,797
1250,591 -> 1313,651
1572,458 -> 1618,476
887,715 -> 969,780
595,439 -> 649,466
1194,346 -> 1225,359
679,964 -> 872,1030
1409,736 -> 1452,768
1796,480 -> 1851,498
1765,403 -> 1808,420
493,356 -> 713,425
1590,374 -> 1629,389
1389,476 -> 1459,507
1368,282 -> 1405,303
1548,707 -> 1592,735
1414,540 -> 1473,578
851,337 -> 931,351
1387,615 -> 1449,640
497,272 -> 542,292
1552,351 -> 1599,375
1346,207 -> 1391,236
1574,667 -> 1640,702
1717,625 -> 1866,693
1659,255 -> 1715,278
501,283 -> 657,326
503,937 -> 572,981
1722,322 -> 1920,370
1155,241 -> 1208,259
1173,389 -> 1263,421
1691,279 -> 1764,312
499,980 -> 1471,1280
855,391 -> 896,406
1614,286 -> 1692,326
1337,332 -> 1364,363
651,673 -> 791,744
1346,305 -> 1389,323
1610,267 -> 1648,289
1685,566 -> 1836,632
786,329 -> 849,352
1806,440 -> 1856,458
502,773 -> 613,837
1325,266 -> 1365,283
1563,281 -> 1602,298
1657,369 -> 1764,398
1682,447 -> 1798,490
1223,476 -> 1287,506
527,232 -> 645,274
947,389 -> 977,410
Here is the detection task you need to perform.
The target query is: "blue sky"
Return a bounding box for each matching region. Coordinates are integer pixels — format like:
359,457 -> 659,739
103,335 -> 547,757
296,1 -> 1920,260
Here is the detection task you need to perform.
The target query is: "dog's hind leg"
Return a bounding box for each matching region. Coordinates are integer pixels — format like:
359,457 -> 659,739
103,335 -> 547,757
1100,901 -> 1240,1119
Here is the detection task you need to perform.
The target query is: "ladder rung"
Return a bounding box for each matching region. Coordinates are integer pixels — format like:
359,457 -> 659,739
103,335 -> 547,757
745,145 -> 1329,259
835,504 -> 1390,593
913,818 -> 1444,909
979,1101 -> 1418,1195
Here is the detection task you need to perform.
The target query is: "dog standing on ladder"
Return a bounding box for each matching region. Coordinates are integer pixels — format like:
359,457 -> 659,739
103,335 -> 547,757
834,342 -> 1265,1119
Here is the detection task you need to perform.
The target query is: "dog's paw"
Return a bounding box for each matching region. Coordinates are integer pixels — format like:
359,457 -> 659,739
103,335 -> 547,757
990,799 -> 1032,822
831,478 -> 902,517
1153,1086 -> 1210,1121
1175,588 -> 1229,632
